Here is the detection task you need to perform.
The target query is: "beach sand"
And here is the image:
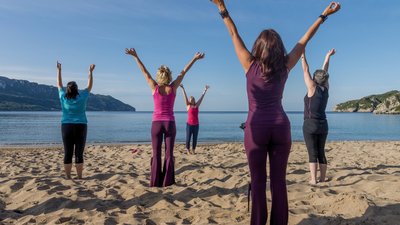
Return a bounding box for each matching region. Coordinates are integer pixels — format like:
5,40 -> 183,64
0,141 -> 399,225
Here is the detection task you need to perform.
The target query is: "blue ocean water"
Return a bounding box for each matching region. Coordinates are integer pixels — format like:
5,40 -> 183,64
1,111 -> 400,145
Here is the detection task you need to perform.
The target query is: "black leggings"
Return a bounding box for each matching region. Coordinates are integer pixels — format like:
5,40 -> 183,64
61,123 -> 87,164
186,123 -> 199,150
303,119 -> 328,164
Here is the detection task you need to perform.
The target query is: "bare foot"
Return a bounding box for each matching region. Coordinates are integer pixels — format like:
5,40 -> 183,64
319,178 -> 328,183
309,180 -> 317,185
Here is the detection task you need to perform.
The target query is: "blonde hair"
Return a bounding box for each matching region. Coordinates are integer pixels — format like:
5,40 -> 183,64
156,65 -> 172,85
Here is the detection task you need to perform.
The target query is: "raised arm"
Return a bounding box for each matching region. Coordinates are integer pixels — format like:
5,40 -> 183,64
195,85 -> 210,108
322,48 -> 336,72
172,52 -> 205,91
56,61 -> 63,90
286,2 -> 341,71
87,64 -> 95,92
211,0 -> 252,73
125,48 -> 157,91
179,84 -> 190,107
301,51 -> 316,95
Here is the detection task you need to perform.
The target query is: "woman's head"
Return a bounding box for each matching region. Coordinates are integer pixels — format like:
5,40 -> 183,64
66,81 -> 79,99
189,96 -> 196,106
313,69 -> 329,87
156,65 -> 172,85
251,29 -> 287,80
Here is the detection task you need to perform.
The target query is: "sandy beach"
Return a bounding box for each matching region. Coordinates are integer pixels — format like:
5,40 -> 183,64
0,141 -> 399,225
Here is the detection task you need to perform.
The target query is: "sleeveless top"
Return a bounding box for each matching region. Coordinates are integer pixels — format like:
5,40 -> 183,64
246,61 -> 290,127
153,85 -> 176,121
59,88 -> 90,124
304,85 -> 329,120
187,106 -> 199,125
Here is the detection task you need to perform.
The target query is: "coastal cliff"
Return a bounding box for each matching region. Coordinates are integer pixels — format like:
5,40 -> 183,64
334,90 -> 400,114
0,76 -> 135,111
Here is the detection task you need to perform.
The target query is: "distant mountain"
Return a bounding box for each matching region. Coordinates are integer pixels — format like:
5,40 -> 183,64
334,90 -> 400,114
0,76 -> 135,111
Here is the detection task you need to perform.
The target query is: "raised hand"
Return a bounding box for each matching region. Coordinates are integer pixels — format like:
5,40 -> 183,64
205,85 -> 210,91
125,48 -> 138,57
57,61 -> 62,71
89,64 -> 96,73
194,52 -> 205,60
210,0 -> 226,9
327,49 -> 336,57
322,2 -> 341,16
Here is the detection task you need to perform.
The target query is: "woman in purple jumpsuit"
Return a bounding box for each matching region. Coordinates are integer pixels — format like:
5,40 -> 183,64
210,1 -> 341,224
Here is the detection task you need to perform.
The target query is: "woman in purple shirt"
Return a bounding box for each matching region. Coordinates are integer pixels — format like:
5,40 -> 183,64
125,48 -> 204,187
210,1 -> 341,224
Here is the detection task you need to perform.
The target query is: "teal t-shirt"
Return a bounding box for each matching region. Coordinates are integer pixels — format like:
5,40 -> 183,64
59,88 -> 90,124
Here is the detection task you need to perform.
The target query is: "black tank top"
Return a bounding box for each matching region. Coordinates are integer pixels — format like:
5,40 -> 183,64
304,85 -> 329,120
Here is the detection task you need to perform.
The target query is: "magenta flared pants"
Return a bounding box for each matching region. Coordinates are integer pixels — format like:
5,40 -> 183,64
150,121 -> 176,187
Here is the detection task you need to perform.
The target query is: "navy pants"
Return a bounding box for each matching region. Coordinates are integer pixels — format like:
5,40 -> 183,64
186,123 -> 199,150
244,124 -> 291,225
61,123 -> 87,164
303,119 -> 328,164
150,121 -> 176,187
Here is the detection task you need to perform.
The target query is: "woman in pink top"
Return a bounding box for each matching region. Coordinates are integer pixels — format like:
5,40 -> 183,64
125,48 -> 205,187
179,84 -> 210,154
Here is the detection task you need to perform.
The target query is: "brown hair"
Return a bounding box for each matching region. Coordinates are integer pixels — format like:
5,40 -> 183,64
251,29 -> 287,81
66,81 -> 79,99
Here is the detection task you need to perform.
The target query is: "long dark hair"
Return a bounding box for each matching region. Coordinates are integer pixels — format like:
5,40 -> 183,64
66,81 -> 79,99
251,29 -> 287,81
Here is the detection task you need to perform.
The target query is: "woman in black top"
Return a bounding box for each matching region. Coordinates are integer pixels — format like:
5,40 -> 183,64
301,49 -> 335,185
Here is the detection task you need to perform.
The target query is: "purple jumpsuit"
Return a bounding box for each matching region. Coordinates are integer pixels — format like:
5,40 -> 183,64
244,61 -> 291,225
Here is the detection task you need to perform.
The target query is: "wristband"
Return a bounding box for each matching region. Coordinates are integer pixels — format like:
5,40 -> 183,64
319,15 -> 328,23
219,10 -> 229,19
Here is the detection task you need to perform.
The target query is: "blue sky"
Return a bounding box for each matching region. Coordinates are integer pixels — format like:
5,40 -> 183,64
0,0 -> 399,111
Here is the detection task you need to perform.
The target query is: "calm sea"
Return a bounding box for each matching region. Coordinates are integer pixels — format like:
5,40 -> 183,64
1,111 -> 400,145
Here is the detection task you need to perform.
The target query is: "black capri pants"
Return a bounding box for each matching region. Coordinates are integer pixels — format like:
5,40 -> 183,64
61,123 -> 87,164
303,119 -> 328,164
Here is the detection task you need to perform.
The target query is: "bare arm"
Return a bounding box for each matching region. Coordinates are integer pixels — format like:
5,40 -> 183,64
322,48 -> 336,72
195,85 -> 210,108
211,0 -> 252,73
286,2 -> 341,71
172,52 -> 205,91
179,84 -> 190,107
301,52 -> 316,93
87,64 -> 95,92
56,61 -> 63,90
125,48 -> 157,91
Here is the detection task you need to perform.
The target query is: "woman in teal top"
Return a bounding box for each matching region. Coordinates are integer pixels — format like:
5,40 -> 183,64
57,61 -> 95,179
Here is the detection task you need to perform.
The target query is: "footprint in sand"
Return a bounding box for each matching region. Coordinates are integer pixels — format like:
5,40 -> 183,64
10,180 -> 26,192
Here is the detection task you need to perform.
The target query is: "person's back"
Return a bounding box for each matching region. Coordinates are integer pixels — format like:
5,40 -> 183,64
246,61 -> 289,126
153,85 -> 176,121
304,85 -> 329,120
59,88 -> 90,124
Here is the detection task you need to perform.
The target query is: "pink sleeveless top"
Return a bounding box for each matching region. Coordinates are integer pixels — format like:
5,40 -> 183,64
187,106 -> 199,125
152,85 -> 176,121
